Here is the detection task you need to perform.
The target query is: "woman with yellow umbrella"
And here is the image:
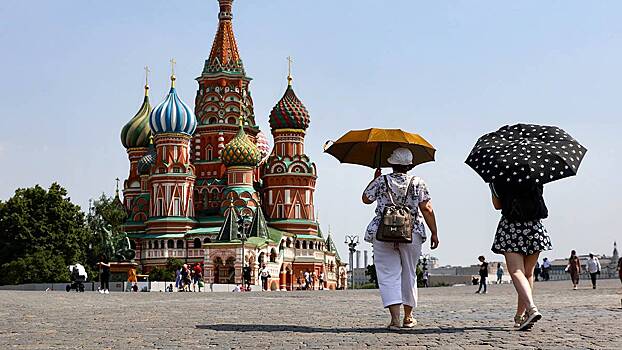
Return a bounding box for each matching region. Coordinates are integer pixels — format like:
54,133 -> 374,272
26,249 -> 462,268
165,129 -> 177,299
326,128 -> 439,330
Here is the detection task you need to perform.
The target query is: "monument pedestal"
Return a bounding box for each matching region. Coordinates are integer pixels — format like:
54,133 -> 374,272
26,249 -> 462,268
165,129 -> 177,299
109,261 -> 138,282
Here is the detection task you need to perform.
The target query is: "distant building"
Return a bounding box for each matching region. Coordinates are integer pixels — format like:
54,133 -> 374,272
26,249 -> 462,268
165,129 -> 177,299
352,267 -> 370,288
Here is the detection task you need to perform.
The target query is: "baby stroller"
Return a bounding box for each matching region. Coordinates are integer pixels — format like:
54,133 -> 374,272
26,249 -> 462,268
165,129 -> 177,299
66,264 -> 88,292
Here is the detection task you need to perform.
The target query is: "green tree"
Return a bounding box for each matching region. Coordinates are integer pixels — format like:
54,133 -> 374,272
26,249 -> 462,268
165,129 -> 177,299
149,267 -> 174,281
166,257 -> 184,272
0,183 -> 91,284
365,264 -> 378,288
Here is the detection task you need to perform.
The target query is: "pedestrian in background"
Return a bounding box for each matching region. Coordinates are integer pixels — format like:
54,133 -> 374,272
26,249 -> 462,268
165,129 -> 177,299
98,255 -> 110,294
475,256 -> 488,294
362,148 -> 439,330
541,258 -> 551,281
534,261 -> 541,282
260,265 -> 270,291
617,256 -> 622,285
423,271 -> 430,288
585,253 -> 601,289
496,263 -> 504,284
567,250 -> 581,290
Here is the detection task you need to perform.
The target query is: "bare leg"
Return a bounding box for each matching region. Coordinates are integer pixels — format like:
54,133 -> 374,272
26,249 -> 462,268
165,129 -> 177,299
388,304 -> 401,326
505,252 -> 537,315
403,304 -> 413,320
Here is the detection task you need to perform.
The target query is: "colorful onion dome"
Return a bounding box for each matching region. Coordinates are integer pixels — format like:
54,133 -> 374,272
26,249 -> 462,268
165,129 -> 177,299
269,77 -> 310,131
222,124 -> 261,167
256,130 -> 270,159
138,146 -> 156,175
150,74 -> 197,136
121,85 -> 152,148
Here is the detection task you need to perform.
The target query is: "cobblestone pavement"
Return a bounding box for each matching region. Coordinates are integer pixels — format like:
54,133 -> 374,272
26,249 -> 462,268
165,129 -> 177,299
0,279 -> 621,349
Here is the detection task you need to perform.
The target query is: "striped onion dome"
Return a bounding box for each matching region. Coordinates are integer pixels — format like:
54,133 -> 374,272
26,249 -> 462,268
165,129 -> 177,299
269,80 -> 310,131
256,130 -> 270,159
222,124 -> 261,167
149,76 -> 197,136
138,146 -> 156,174
121,86 -> 152,148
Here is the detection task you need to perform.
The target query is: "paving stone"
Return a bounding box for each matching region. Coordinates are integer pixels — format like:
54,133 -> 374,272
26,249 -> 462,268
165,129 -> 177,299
0,279 -> 621,349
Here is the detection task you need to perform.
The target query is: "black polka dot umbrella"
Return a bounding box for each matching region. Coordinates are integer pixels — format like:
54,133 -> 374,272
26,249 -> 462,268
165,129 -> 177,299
465,124 -> 587,185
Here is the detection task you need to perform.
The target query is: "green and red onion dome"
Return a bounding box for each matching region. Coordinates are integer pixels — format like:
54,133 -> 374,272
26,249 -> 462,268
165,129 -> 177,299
121,86 -> 152,149
268,85 -> 310,131
222,125 -> 262,167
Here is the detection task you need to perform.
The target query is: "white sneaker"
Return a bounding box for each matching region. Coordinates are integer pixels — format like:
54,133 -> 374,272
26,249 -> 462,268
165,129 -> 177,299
104,289 -> 110,294
518,307 -> 542,331
98,289 -> 104,294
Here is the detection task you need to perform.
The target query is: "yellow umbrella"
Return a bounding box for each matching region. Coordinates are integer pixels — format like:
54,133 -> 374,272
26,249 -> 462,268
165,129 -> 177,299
324,128 -> 436,168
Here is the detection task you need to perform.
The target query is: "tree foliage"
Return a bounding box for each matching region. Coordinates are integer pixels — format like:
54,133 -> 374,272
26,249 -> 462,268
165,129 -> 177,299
0,183 -> 91,284
365,264 -> 378,288
149,267 -> 174,282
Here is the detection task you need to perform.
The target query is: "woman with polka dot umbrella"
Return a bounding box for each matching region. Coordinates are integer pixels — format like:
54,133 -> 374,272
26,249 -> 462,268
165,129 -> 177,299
465,123 -> 587,185
465,123 -> 586,332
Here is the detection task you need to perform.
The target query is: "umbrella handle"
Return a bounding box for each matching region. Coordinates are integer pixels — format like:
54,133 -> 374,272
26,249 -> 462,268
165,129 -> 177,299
322,140 -> 334,151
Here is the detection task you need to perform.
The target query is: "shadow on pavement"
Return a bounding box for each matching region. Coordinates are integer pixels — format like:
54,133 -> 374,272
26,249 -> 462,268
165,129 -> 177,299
195,324 -> 507,334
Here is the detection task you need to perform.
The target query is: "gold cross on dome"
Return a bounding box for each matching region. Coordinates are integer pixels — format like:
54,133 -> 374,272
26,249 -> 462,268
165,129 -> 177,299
287,56 -> 294,85
170,58 -> 176,76
144,66 -> 150,85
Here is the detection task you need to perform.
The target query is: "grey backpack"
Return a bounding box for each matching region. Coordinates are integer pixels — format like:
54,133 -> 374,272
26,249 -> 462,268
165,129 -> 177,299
375,175 -> 415,243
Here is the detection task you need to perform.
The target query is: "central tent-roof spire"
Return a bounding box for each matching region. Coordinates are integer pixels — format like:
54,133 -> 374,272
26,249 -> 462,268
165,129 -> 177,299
203,0 -> 244,75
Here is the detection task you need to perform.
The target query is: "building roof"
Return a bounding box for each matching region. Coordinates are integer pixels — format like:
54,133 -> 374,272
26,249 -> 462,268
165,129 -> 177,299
269,80 -> 310,131
150,75 -> 197,136
121,84 -> 152,149
222,124 -> 261,166
217,204 -> 239,241
202,0 -> 245,75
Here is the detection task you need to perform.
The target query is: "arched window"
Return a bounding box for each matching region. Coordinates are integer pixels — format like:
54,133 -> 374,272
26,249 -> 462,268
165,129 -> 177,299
302,241 -> 307,249
160,240 -> 165,249
193,238 -> 202,248
309,242 -> 314,250
269,249 -> 277,263
130,240 -> 136,250
167,240 -> 174,249
176,240 -> 184,249
295,241 -> 300,249
203,237 -> 211,244
148,241 -> 153,249
227,117 -> 237,124
258,252 -> 265,265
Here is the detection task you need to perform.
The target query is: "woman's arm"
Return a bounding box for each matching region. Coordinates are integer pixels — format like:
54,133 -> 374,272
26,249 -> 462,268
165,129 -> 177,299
492,195 -> 502,210
419,200 -> 439,249
362,168 -> 382,204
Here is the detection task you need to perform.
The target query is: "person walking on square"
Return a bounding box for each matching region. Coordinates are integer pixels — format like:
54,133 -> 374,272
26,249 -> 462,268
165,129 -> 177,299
98,255 -> 110,294
541,258 -> 551,281
475,256 -> 489,294
363,148 -> 439,330
585,253 -> 601,289
534,261 -> 541,282
618,256 -> 622,284
422,271 -> 429,288
193,263 -> 203,292
567,250 -> 581,290
489,181 -> 551,331
319,271 -> 325,290
496,263 -> 504,284
260,265 -> 270,291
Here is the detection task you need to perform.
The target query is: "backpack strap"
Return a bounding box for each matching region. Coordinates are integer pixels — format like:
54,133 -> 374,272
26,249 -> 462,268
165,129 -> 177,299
383,175 -> 396,206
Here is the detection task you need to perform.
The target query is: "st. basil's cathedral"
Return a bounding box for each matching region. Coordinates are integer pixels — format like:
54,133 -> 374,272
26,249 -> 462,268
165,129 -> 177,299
119,0 -> 346,290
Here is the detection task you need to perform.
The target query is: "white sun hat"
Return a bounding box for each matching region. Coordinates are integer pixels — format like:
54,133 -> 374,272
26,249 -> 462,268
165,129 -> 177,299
387,147 -> 414,166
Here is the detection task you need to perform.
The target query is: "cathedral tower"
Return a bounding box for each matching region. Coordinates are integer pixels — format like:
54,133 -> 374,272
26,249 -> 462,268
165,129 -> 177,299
147,63 -> 198,234
263,68 -> 318,235
192,0 -> 261,216
120,69 -> 152,211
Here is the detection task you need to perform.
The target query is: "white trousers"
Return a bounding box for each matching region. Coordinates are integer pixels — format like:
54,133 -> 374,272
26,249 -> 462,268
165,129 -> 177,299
373,235 -> 423,308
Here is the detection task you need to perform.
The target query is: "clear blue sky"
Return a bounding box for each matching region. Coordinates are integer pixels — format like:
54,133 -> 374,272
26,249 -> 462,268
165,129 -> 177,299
1,1 -> 620,266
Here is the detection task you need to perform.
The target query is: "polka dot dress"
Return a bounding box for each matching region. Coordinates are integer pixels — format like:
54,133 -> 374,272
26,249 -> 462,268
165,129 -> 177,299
492,217 -> 552,255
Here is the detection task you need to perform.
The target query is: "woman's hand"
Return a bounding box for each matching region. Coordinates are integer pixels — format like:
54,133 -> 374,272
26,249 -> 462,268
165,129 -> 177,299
430,233 -> 439,250
374,168 -> 382,179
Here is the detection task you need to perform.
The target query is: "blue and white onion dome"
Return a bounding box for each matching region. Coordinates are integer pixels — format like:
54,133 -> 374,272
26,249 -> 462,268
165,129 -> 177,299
149,74 -> 197,136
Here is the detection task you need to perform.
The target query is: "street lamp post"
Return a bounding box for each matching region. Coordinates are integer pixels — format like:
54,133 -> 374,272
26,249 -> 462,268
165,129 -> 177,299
344,235 -> 359,290
237,214 -> 251,288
